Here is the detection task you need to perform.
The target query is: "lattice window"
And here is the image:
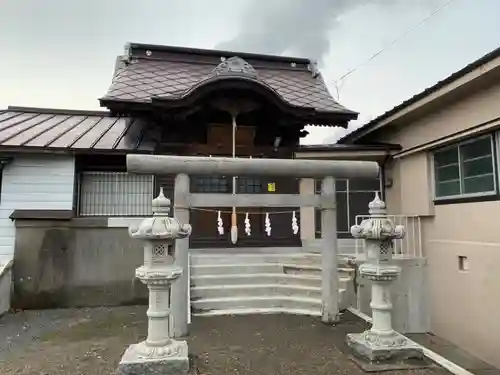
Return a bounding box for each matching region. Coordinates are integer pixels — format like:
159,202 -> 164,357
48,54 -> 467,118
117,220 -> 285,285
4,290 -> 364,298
153,244 -> 166,257
79,172 -> 153,216
379,241 -> 392,255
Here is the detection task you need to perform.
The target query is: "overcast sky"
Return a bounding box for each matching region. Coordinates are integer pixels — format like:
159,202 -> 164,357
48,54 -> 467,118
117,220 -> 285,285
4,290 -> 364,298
0,0 -> 499,144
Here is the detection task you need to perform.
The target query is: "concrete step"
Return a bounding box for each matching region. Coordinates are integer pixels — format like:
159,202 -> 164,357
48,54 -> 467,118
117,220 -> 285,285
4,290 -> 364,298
191,273 -> 327,288
193,307 -> 322,317
191,287 -> 351,314
191,295 -> 322,313
191,263 -> 285,276
191,284 -> 322,300
189,247 -> 304,254
282,263 -> 321,276
190,262 -> 354,277
191,273 -> 352,289
189,253 -> 320,266
282,264 -> 355,278
190,252 -> 356,270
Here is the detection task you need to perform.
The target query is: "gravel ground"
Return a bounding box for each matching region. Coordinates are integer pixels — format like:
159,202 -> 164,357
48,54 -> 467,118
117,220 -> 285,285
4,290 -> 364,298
0,306 -> 452,375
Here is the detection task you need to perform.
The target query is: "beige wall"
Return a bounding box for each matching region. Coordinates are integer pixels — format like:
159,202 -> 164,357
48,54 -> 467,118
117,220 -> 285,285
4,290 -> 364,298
423,203 -> 500,367
373,77 -> 500,368
386,79 -> 500,150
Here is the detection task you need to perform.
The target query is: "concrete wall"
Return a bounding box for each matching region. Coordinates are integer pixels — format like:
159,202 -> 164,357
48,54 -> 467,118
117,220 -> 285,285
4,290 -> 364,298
12,218 -> 147,309
11,213 -> 362,310
356,256 -> 430,334
369,77 -> 500,368
0,155 -> 75,264
301,238 -> 358,255
0,261 -> 12,315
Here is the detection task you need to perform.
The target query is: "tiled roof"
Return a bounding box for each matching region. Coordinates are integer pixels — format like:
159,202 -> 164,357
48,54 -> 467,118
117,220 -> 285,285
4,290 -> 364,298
101,44 -> 355,115
0,108 -> 153,152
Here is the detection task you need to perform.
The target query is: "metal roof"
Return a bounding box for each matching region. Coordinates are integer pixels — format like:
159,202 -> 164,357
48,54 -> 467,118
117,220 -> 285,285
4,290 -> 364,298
101,43 -> 356,116
0,107 -> 154,153
297,143 -> 401,152
338,46 -> 500,144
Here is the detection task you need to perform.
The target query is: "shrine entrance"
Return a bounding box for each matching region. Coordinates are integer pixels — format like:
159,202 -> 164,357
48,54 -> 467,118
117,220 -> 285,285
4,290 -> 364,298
188,172 -> 301,249
154,157 -> 301,249
127,153 -> 380,336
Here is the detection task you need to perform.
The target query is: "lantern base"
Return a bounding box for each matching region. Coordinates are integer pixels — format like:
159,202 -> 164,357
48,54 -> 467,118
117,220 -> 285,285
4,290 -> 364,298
346,331 -> 426,371
116,340 -> 189,375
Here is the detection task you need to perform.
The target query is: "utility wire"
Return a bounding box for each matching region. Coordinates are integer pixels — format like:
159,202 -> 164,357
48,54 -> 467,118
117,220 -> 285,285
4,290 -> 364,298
333,0 -> 459,95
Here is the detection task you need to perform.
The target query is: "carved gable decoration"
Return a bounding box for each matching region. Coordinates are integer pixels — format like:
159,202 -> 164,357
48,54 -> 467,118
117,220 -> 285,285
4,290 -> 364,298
213,57 -> 258,79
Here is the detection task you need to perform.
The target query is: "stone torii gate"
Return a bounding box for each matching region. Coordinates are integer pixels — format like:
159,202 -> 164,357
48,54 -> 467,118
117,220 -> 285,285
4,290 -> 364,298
127,154 -> 379,336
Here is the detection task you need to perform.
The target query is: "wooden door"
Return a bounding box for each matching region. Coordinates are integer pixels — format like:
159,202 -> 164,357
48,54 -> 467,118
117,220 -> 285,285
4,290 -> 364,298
258,174 -> 301,247
188,175 -> 270,248
183,123 -> 301,248
188,175 -> 232,248
156,172 -> 301,248
234,176 -> 265,247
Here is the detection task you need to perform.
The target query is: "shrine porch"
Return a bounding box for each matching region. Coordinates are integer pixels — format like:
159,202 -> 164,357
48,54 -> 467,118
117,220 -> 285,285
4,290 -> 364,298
0,305 -> 453,375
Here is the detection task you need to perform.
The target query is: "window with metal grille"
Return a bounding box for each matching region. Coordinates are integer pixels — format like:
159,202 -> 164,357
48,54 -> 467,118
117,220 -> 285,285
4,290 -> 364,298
191,176 -> 229,193
78,172 -> 154,216
237,177 -> 262,193
315,178 -> 380,239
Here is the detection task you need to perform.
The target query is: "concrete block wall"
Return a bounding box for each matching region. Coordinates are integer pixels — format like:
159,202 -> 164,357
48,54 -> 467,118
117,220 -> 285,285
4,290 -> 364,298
356,256 -> 430,334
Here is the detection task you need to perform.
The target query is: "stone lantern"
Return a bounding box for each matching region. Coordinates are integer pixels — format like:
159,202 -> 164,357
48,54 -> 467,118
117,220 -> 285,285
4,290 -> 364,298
346,193 -> 423,366
116,188 -> 192,375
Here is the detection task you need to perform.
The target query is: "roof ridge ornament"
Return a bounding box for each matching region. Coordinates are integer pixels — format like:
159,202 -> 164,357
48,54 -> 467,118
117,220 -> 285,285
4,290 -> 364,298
213,56 -> 258,78
122,43 -> 132,64
308,59 -> 319,78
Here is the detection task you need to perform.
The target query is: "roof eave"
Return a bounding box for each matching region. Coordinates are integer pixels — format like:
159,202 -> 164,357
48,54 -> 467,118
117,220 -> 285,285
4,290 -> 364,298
338,46 -> 500,144
0,145 -> 155,155
297,142 -> 401,152
7,106 -> 112,117
99,96 -> 358,127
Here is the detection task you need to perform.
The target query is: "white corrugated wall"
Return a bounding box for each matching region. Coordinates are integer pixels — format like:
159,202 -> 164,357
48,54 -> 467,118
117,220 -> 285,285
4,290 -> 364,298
0,155 -> 75,264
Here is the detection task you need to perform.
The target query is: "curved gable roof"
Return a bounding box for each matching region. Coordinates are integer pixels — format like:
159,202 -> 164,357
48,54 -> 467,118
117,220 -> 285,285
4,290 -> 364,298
100,43 -> 357,122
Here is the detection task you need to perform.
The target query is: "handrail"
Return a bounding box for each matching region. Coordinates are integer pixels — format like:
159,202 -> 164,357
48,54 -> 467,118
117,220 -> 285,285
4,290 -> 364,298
354,215 -> 423,258
187,253 -> 191,324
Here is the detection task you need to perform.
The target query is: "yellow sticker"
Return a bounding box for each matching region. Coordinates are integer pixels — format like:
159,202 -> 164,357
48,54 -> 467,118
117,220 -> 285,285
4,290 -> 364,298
267,182 -> 276,192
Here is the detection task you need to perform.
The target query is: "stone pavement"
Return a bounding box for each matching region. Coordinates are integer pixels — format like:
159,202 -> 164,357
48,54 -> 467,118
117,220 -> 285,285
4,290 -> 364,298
0,305 -> 453,375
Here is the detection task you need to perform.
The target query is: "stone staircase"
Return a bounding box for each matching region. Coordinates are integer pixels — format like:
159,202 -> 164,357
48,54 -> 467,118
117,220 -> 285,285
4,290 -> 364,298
189,251 -> 355,317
